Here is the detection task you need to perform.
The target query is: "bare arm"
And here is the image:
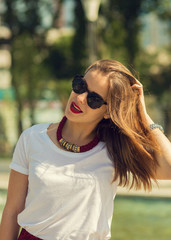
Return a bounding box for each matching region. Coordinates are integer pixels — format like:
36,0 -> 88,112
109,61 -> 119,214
132,81 -> 171,180
145,114 -> 171,179
0,170 -> 28,240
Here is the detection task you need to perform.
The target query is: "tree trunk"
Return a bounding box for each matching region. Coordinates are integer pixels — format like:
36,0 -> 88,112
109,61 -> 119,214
17,100 -> 23,136
52,0 -> 64,28
29,100 -> 36,126
10,51 -> 24,137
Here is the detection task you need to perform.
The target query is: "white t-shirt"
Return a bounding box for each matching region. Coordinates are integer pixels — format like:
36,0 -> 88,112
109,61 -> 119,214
10,123 -> 118,240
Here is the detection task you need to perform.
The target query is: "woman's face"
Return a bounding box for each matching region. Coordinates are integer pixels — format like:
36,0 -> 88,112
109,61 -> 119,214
65,70 -> 109,127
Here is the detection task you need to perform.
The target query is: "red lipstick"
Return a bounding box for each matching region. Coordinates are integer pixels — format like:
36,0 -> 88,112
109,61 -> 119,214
70,101 -> 83,114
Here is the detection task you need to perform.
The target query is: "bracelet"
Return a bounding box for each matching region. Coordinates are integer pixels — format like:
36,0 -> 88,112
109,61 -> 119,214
149,123 -> 164,133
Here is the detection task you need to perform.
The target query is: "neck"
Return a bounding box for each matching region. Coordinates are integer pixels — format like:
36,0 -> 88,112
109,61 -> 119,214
62,118 -> 97,146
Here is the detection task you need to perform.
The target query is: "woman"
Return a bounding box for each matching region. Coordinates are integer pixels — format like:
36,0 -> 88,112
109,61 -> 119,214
0,59 -> 171,240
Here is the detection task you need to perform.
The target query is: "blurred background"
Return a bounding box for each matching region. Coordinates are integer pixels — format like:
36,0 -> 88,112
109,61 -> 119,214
0,0 -> 171,239
0,0 -> 171,155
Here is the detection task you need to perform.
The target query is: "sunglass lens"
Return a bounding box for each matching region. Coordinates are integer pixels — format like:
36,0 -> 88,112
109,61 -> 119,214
72,76 -> 86,94
87,93 -> 104,109
72,75 -> 107,109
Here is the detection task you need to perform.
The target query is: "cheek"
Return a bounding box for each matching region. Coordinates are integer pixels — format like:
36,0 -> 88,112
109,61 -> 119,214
66,91 -> 75,105
92,107 -> 106,118
68,91 -> 75,99
65,92 -> 72,110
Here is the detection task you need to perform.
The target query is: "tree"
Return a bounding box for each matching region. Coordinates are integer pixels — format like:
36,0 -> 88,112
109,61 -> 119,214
150,0 -> 171,137
0,114 -> 10,156
12,33 -> 48,126
99,0 -> 160,66
3,0 -> 51,135
52,0 -> 64,28
45,34 -> 74,79
150,65 -> 171,136
71,0 -> 87,74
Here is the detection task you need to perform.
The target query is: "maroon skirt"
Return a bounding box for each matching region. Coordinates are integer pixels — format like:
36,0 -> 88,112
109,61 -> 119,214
18,228 -> 42,240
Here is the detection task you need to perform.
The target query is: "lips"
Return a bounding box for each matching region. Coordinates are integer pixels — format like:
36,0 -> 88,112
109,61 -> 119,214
70,101 -> 83,114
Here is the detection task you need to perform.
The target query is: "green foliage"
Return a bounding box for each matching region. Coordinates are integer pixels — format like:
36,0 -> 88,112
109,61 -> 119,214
45,35 -> 75,79
0,115 -> 10,155
149,63 -> 171,134
135,46 -> 171,99
71,0 -> 87,73
135,46 -> 171,135
2,0 -> 171,136
155,0 -> 171,20
150,65 -> 171,97
155,0 -> 171,41
140,0 -> 160,14
3,0 -> 53,134
55,79 -> 72,110
45,0 -> 87,79
99,0 -> 144,65
4,0 -> 52,35
98,2 -> 127,61
134,49 -> 157,86
12,33 -> 48,99
99,0 -> 165,65
11,33 -> 50,128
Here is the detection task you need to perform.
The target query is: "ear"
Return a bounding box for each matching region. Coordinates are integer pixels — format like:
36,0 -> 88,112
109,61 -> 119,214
104,112 -> 110,119
103,105 -> 110,119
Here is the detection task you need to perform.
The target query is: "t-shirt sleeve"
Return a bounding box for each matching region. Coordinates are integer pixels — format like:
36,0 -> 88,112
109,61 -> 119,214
9,128 -> 30,175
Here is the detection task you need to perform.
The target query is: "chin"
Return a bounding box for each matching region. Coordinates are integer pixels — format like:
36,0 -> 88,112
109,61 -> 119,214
64,110 -> 79,122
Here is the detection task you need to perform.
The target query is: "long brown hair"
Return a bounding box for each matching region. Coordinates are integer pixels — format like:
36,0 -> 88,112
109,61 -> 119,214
86,59 -> 160,191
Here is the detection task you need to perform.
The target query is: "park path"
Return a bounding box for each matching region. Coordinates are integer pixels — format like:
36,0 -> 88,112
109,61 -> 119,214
0,159 -> 171,198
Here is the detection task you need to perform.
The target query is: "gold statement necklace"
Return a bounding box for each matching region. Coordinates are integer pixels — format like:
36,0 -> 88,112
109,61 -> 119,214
56,116 -> 99,153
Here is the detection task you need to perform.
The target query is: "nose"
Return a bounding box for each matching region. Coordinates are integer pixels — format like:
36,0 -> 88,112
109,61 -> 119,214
77,92 -> 88,105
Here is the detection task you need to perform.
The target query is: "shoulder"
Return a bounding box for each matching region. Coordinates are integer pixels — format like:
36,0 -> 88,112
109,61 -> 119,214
16,123 -> 53,153
18,123 -> 52,145
22,123 -> 52,135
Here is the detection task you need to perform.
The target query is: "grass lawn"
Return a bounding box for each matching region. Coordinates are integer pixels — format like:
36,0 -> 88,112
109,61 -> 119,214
111,195 -> 171,240
0,190 -> 171,240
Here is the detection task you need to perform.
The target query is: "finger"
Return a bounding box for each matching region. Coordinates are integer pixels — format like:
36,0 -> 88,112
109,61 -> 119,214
135,78 -> 143,86
131,84 -> 144,95
131,84 -> 143,89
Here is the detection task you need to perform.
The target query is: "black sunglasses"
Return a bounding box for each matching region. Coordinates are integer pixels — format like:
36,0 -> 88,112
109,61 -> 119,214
72,74 -> 107,109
